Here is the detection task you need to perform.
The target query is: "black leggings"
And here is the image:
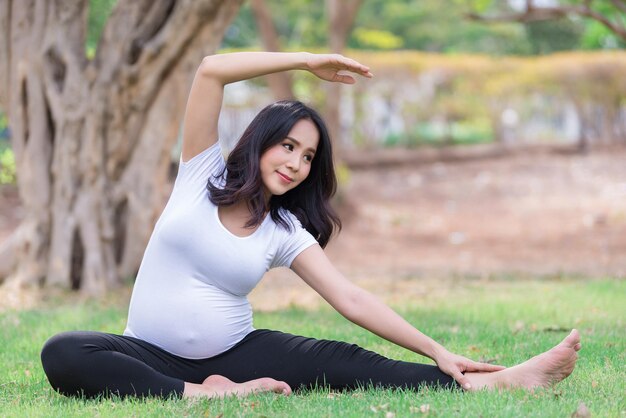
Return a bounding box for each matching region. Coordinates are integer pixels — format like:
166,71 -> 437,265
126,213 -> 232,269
41,329 -> 457,398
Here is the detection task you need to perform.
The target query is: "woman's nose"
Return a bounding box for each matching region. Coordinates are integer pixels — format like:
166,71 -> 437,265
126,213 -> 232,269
286,156 -> 300,171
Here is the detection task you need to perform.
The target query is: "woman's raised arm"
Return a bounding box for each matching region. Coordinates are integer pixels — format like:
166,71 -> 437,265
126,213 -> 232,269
181,52 -> 372,162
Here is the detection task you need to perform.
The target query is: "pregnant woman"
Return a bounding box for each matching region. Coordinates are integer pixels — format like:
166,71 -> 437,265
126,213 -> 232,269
41,51 -> 580,399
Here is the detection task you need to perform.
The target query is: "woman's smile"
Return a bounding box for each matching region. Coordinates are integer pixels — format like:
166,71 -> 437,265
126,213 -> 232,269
277,171 -> 294,183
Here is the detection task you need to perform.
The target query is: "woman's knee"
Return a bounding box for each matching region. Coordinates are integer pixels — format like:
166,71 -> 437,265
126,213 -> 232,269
41,331 -> 91,394
41,332 -> 83,366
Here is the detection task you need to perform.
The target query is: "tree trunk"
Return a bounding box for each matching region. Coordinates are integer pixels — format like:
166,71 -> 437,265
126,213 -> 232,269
573,100 -> 589,153
250,0 -> 294,101
325,0 -> 362,157
0,0 -> 243,294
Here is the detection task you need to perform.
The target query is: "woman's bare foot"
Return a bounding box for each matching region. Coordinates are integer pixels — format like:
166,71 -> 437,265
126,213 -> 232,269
183,374 -> 292,399
465,329 -> 581,391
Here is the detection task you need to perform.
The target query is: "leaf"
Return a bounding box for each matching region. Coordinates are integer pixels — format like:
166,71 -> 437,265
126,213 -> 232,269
370,403 -> 389,412
542,325 -> 569,332
512,320 -> 525,334
410,404 -> 431,414
571,402 -> 591,418
243,401 -> 258,409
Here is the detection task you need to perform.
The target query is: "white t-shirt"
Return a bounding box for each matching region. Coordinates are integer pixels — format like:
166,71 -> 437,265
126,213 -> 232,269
123,142 -> 318,359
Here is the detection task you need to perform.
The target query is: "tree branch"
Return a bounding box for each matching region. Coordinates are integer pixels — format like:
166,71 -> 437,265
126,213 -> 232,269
250,0 -> 294,100
0,231 -> 17,280
611,0 -> 626,14
326,0 -> 363,52
90,0 -> 242,171
577,4 -> 626,41
467,7 -> 573,23
0,0 -> 11,109
466,2 -> 626,42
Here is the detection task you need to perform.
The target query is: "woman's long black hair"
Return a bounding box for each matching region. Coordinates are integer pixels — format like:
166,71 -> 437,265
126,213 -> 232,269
207,100 -> 341,248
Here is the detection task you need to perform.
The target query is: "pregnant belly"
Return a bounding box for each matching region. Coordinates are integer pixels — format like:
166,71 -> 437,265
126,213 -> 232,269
125,284 -> 254,359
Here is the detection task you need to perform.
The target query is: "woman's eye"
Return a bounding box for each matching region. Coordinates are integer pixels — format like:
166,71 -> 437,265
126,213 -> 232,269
304,155 -> 313,162
282,143 -> 293,151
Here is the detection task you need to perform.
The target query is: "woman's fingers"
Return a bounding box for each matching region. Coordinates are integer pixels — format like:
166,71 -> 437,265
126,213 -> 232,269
451,370 -> 472,390
308,54 -> 373,80
333,74 -> 356,84
467,361 -> 506,372
339,58 -> 372,77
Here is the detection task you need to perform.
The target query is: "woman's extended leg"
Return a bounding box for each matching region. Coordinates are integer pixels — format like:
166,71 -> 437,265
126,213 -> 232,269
40,331 -> 289,399
193,329 -> 458,391
193,329 -> 580,392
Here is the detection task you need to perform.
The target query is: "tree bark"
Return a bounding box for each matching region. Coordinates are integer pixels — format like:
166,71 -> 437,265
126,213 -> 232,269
325,0 -> 362,157
250,0 -> 294,100
0,0 -> 243,294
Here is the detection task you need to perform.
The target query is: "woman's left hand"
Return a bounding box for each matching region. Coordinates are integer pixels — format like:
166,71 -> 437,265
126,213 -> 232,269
305,53 -> 373,84
434,348 -> 506,390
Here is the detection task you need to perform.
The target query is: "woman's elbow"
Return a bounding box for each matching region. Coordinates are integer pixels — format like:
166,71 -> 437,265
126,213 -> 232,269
198,55 -> 219,77
335,287 -> 366,322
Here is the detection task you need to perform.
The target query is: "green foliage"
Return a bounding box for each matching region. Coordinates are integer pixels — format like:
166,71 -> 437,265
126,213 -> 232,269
223,0 -> 622,55
0,147 -> 16,185
335,162 -> 351,187
350,0 -> 530,54
222,4 -> 262,49
581,20 -> 626,49
384,119 -> 493,148
81,0 -> 625,56
352,28 -> 404,50
525,19 -> 584,54
462,0 -> 625,53
1,278 -> 624,416
224,0 -> 327,49
86,0 -> 118,57
0,111 -> 7,133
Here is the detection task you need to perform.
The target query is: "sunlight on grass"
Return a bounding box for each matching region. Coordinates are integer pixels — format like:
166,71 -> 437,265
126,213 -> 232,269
0,278 -> 624,417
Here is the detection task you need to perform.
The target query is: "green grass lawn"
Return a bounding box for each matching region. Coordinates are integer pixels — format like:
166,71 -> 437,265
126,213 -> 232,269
1,278 -> 624,417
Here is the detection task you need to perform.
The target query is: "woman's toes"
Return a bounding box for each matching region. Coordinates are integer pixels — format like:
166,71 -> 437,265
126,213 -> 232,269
242,378 -> 291,395
265,379 -> 291,395
563,329 -> 581,347
279,382 -> 292,395
574,343 -> 582,351
271,382 -> 291,395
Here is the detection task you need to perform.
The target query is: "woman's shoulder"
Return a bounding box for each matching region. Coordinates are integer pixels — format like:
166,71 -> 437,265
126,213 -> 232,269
276,207 -> 302,228
179,141 -> 224,167
175,141 -> 226,187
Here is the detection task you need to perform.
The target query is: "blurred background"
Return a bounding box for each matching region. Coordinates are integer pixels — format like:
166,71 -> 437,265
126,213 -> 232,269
0,0 -> 624,308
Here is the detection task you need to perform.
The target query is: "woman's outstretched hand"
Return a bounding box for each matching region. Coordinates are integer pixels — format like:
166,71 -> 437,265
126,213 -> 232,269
435,349 -> 506,390
305,53 -> 373,84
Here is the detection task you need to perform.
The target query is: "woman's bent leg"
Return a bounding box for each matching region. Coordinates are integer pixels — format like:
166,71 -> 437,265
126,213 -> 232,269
41,331 -> 185,398
199,329 -> 457,391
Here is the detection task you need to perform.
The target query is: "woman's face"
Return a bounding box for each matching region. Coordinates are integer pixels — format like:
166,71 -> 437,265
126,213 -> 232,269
260,118 -> 320,200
